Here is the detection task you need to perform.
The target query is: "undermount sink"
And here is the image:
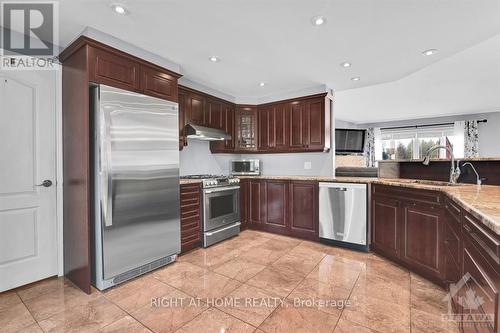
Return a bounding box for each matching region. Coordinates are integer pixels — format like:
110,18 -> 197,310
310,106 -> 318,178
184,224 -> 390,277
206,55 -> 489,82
398,179 -> 466,186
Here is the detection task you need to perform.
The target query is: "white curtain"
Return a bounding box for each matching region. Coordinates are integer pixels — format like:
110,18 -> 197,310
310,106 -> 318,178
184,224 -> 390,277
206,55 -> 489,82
464,120 -> 480,158
364,128 -> 381,167
454,120 -> 479,158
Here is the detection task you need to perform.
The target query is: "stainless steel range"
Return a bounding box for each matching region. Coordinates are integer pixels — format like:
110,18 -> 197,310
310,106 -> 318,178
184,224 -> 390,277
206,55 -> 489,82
180,175 -> 240,247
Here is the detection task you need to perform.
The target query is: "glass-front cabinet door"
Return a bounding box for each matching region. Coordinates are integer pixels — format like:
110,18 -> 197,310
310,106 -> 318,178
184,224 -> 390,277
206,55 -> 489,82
236,106 -> 258,151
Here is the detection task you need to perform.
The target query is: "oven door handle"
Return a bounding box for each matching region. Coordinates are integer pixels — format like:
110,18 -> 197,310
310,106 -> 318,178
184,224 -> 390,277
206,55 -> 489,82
205,222 -> 241,236
204,186 -> 240,194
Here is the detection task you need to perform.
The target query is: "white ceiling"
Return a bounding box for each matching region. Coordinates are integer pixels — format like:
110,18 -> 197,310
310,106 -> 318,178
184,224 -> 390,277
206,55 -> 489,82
58,0 -> 500,101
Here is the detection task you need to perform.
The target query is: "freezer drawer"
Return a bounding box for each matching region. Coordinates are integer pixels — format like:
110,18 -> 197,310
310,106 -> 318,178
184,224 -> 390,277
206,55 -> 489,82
319,182 -> 367,247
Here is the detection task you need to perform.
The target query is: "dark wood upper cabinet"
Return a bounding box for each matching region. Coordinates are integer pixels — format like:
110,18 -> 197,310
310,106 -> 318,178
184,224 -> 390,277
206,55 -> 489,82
258,103 -> 289,151
235,106 -> 258,151
289,101 -> 307,149
89,46 -> 139,91
400,203 -> 444,280
207,98 -> 223,129
274,103 -> 289,150
372,196 -> 400,259
224,103 -> 235,150
140,65 -> 178,101
186,93 -> 205,126
258,105 -> 273,150
178,89 -> 187,150
288,181 -> 318,241
210,101 -> 235,153
306,97 -> 326,150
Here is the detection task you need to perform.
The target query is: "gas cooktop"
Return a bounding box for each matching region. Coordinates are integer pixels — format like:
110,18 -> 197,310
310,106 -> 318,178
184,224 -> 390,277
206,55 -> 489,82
180,174 -> 240,188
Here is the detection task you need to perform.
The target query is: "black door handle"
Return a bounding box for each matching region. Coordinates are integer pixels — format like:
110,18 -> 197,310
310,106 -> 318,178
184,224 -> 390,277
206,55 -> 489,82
36,180 -> 53,187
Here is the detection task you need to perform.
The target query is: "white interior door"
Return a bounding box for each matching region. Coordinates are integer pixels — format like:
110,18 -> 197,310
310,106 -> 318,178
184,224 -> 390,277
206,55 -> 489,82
0,69 -> 58,292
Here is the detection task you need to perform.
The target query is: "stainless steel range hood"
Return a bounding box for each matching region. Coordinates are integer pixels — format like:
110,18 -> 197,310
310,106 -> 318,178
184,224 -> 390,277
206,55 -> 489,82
185,124 -> 231,141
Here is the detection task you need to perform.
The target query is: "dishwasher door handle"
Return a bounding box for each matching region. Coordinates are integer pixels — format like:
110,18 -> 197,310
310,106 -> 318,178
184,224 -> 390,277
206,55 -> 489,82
334,188 -> 348,191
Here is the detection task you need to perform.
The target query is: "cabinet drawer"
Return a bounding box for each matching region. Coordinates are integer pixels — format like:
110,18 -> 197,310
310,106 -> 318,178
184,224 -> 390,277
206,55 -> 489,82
140,65 -> 177,101
463,213 -> 500,267
463,244 -> 498,332
372,184 -> 442,206
89,47 -> 139,91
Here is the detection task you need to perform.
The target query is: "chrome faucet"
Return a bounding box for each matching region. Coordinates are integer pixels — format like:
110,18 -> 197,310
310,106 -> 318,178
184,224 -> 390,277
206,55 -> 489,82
422,145 -> 461,184
461,162 -> 482,185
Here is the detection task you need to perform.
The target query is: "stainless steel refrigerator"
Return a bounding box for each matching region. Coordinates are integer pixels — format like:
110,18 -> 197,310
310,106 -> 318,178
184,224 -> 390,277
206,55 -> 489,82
91,84 -> 180,290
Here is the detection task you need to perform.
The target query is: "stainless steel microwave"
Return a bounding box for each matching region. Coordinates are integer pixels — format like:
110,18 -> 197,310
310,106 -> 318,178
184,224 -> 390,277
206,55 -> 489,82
231,159 -> 261,175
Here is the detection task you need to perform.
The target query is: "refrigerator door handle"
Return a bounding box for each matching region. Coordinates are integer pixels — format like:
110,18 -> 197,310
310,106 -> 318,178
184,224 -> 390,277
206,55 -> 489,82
100,101 -> 113,227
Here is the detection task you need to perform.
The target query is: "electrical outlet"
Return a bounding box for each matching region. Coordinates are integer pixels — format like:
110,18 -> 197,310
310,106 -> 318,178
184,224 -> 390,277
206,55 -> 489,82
304,161 -> 312,170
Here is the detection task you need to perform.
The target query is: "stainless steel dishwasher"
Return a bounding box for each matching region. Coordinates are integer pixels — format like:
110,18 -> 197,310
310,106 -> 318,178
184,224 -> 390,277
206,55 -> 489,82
319,182 -> 368,251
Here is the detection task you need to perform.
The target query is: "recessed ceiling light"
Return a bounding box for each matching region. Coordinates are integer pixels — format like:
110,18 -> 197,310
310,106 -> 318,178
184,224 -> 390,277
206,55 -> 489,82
209,56 -> 220,62
311,15 -> 326,26
422,49 -> 438,56
351,77 -> 360,81
340,62 -> 351,68
110,3 -> 129,15
259,82 -> 265,87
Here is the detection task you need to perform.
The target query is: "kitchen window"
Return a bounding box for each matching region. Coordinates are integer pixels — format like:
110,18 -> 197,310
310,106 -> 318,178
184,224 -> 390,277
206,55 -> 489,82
375,124 -> 463,161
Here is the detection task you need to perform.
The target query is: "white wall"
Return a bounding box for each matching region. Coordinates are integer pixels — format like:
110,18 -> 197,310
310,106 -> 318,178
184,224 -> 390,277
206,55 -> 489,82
478,112 -> 500,157
334,34 -> 500,123
240,152 -> 334,176
179,140 -> 234,176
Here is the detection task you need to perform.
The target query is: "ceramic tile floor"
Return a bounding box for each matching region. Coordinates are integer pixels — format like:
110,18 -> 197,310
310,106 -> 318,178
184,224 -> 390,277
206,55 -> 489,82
1,230 -> 459,333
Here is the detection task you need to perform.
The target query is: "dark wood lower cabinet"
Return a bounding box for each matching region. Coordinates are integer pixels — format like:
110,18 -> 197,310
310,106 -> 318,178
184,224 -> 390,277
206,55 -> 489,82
289,181 -> 318,241
264,180 -> 288,234
400,203 -> 444,281
371,184 -> 500,332
180,183 -> 202,253
372,196 -> 400,259
240,179 -> 318,241
249,180 -> 265,225
371,185 -> 445,284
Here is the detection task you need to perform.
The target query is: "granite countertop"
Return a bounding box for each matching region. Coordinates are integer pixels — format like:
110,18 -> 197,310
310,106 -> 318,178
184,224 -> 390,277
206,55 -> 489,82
237,175 -> 500,235
378,157 -> 500,163
179,179 -> 203,185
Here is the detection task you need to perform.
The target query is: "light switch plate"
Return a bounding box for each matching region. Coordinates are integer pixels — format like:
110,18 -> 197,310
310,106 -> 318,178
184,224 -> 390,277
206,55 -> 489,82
304,161 -> 312,169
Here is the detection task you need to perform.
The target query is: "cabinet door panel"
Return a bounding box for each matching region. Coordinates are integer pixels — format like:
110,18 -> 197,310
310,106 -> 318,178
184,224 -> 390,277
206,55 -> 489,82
289,102 -> 305,148
178,90 -> 187,149
265,181 -> 288,229
249,180 -> 263,224
208,99 -> 223,129
225,104 -> 235,149
401,204 -> 443,278
372,197 -> 400,259
289,181 -> 318,240
307,98 -> 324,149
274,103 -> 288,150
240,180 -> 249,229
258,106 -> 272,150
140,65 -> 177,101
90,47 -> 139,91
188,93 -> 205,126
